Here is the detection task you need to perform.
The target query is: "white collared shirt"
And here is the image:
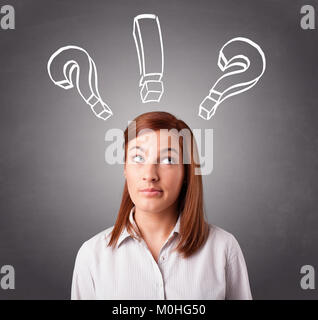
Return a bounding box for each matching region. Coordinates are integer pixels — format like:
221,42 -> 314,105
71,207 -> 252,300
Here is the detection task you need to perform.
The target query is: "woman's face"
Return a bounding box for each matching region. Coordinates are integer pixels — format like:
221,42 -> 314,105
124,129 -> 184,214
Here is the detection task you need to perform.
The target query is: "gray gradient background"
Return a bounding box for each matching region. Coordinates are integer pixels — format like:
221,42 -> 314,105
0,0 -> 318,299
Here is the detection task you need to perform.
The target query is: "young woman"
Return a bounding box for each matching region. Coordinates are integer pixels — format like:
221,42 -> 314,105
71,111 -> 252,300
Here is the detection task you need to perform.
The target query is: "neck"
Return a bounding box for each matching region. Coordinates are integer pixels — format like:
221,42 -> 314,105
134,203 -> 179,241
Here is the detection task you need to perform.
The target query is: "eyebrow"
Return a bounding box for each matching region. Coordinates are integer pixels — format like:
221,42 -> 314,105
128,146 -> 179,154
128,146 -> 145,152
160,147 -> 179,155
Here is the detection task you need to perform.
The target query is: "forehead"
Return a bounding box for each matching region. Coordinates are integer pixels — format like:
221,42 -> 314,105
127,129 -> 180,150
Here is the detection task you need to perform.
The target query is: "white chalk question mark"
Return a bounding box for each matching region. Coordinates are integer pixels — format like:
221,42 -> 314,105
47,45 -> 113,121
133,14 -> 164,103
199,37 -> 266,120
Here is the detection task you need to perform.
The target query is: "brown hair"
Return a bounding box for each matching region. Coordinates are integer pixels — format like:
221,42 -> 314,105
107,111 -> 210,258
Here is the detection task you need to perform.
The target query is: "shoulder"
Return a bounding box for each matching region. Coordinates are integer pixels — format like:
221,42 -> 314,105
74,226 -> 115,266
206,224 -> 244,261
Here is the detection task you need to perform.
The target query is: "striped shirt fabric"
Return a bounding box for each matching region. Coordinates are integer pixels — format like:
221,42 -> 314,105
71,207 -> 252,300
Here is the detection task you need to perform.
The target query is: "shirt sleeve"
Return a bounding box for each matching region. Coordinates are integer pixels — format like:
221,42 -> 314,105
71,241 -> 96,300
225,235 -> 253,300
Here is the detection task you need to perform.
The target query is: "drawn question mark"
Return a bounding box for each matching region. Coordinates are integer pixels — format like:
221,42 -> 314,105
199,37 -> 266,120
47,45 -> 113,121
133,14 -> 164,103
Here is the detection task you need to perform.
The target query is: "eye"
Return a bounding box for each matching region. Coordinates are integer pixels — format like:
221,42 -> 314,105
132,154 -> 145,163
161,156 -> 175,165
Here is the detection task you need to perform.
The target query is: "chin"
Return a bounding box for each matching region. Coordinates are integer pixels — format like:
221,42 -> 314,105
136,199 -> 167,213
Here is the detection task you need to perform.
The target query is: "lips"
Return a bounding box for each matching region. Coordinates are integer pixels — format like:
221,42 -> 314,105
139,188 -> 163,197
140,188 -> 162,192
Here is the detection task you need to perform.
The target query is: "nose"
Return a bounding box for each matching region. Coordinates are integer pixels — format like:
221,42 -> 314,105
142,164 -> 159,182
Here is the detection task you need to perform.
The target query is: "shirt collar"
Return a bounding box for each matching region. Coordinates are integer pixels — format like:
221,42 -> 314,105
116,206 -> 181,248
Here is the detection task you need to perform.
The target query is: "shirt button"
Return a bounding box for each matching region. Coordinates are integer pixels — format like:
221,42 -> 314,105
161,256 -> 165,261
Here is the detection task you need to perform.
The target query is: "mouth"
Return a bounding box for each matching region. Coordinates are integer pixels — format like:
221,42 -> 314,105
139,188 -> 163,197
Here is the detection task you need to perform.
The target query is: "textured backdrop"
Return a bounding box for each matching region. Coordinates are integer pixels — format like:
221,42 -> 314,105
0,0 -> 317,299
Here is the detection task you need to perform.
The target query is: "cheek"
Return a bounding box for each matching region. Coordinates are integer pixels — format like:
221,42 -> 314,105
161,166 -> 184,190
125,166 -> 138,187
125,172 -> 139,203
